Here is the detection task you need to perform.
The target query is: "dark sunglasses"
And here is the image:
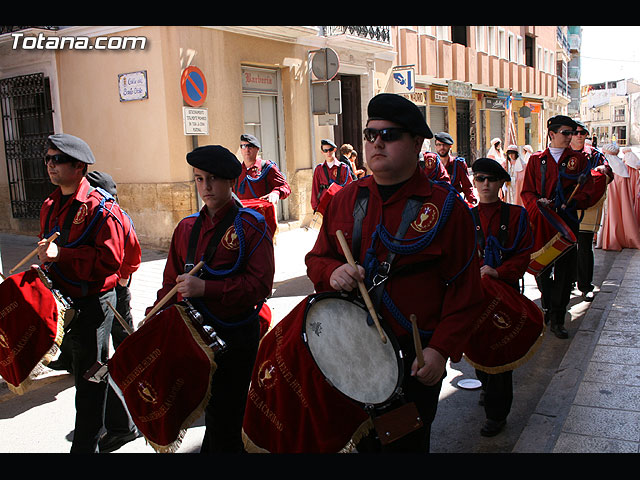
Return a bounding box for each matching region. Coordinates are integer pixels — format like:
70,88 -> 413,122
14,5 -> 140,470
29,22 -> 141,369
363,127 -> 409,143
557,129 -> 575,136
474,175 -> 500,183
240,144 -> 256,149
322,147 -> 335,153
44,153 -> 72,166
574,130 -> 588,136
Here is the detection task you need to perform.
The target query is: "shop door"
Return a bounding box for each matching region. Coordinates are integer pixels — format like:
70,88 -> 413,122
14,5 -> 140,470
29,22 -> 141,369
456,100 -> 471,166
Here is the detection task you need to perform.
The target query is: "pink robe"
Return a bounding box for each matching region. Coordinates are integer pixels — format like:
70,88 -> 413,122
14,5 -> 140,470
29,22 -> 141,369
598,172 -> 640,251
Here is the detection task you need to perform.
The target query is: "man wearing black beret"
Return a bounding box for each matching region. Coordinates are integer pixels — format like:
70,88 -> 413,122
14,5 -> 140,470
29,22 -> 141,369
521,115 -> 606,338
234,134 -> 290,205
468,158 -> 534,437
434,131 -> 477,206
147,144 -> 275,452
310,138 -> 354,211
306,93 -> 484,452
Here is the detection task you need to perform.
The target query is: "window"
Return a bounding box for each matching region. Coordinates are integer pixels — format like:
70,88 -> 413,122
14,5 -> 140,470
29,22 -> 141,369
517,36 -> 523,64
488,26 -> 496,56
436,26 -> 450,41
476,26 -> 486,52
452,26 -> 467,46
498,28 -> 505,58
508,32 -> 515,62
525,35 -> 534,67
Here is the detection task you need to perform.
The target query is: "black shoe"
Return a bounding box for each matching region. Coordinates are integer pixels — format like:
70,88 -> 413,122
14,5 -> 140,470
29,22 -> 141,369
46,359 -> 72,373
480,419 -> 506,437
550,323 -> 569,339
99,429 -> 142,453
582,291 -> 595,302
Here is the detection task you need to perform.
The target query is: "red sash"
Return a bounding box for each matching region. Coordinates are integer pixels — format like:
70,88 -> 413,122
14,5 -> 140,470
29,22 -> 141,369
108,304 -> 216,452
242,297 -> 371,453
0,269 -> 64,394
463,276 -> 544,373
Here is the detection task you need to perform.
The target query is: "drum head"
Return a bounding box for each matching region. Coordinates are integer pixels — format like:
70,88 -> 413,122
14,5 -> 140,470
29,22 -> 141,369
303,295 -> 401,406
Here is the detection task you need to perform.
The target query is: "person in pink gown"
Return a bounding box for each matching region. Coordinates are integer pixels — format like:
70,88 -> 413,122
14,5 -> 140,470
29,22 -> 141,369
597,143 -> 640,251
620,146 -> 640,223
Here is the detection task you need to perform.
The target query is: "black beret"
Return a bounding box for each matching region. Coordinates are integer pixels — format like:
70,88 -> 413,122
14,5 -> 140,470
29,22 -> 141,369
86,171 -> 117,196
240,134 -> 261,149
321,139 -> 337,149
472,157 -> 510,181
187,145 -> 242,179
547,115 -> 578,130
434,132 -> 454,145
574,119 -> 589,133
367,93 -> 433,139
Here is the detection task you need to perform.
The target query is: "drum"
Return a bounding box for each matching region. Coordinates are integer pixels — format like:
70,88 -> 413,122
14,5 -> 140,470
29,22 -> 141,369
315,182 -> 342,216
107,303 -> 222,453
527,202 -> 577,276
463,276 -> 544,374
0,268 -> 74,394
580,192 -> 606,233
302,293 -> 403,407
244,294 -> 397,453
240,198 -> 277,237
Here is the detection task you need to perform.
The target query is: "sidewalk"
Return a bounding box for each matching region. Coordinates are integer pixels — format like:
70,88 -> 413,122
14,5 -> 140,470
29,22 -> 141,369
514,248 -> 640,453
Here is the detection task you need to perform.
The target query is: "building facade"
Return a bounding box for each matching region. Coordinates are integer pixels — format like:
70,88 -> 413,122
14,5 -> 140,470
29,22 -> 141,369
0,25 -> 568,248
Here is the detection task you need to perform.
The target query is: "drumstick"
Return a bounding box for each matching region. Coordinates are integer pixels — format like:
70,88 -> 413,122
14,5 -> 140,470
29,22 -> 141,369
335,230 -> 387,344
107,301 -> 134,336
140,260 -> 205,325
410,314 -> 425,369
9,231 -> 60,274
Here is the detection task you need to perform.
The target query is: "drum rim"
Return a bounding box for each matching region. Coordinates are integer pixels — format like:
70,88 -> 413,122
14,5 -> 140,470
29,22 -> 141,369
301,291 -> 404,408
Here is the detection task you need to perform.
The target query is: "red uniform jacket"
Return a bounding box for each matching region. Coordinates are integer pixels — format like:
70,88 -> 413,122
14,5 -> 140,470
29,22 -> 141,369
39,177 -> 125,297
442,154 -> 477,205
473,200 -> 533,285
234,157 -> 290,201
114,205 -> 141,281
149,199 -> 274,323
311,161 -> 354,211
422,152 -> 450,183
305,167 -> 484,362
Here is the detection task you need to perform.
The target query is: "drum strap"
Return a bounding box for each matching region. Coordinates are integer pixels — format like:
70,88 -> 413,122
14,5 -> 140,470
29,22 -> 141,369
235,160 -> 274,197
185,203 -> 240,273
470,202 -> 510,262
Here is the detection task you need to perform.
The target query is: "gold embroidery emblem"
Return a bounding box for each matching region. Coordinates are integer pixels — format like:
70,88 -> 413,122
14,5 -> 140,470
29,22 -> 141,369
257,360 -> 278,390
425,155 -> 437,171
221,225 -> 239,251
566,157 -> 578,171
137,380 -> 158,404
73,203 -> 88,224
411,202 -> 439,233
492,311 -> 512,329
0,328 -> 9,349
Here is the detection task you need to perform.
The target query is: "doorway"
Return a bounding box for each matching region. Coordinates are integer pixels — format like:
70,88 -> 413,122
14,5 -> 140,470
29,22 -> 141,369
333,75 -> 363,169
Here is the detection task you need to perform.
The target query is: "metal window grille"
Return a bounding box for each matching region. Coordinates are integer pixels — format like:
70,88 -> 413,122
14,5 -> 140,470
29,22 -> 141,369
0,73 -> 55,218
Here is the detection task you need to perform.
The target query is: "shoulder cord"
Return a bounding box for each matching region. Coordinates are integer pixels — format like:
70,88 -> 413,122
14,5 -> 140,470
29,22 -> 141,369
235,160 -> 275,196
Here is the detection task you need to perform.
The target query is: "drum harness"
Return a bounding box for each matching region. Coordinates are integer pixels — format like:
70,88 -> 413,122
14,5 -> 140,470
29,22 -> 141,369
350,182 -> 474,344
470,202 -> 533,292
43,186 -> 123,298
317,162 -> 350,201
234,159 -> 279,198
183,202 -> 271,333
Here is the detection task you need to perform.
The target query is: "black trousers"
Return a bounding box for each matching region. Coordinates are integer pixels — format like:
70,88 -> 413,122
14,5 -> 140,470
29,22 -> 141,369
475,369 -> 513,421
104,284 -> 136,435
355,334 -> 444,453
200,320 -> 260,453
536,244 -> 578,327
67,289 -> 115,453
576,231 -> 595,294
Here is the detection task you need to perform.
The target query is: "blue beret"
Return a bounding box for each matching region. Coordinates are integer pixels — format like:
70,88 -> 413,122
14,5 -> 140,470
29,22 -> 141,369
367,93 -> 433,139
48,133 -> 96,165
187,145 -> 242,179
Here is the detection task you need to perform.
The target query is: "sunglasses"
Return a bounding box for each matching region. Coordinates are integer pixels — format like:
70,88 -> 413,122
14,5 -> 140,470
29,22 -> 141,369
44,153 -> 72,166
574,130 -> 588,136
474,175 -> 500,183
556,129 -> 575,136
240,144 -> 256,149
363,127 -> 409,143
322,147 -> 335,153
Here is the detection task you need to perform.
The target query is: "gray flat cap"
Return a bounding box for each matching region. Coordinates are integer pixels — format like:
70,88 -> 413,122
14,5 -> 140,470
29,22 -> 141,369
48,133 -> 96,165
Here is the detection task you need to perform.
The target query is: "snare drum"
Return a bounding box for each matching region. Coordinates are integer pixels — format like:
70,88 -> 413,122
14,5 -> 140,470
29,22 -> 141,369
241,198 -> 277,237
527,202 -> 577,276
302,293 -> 403,408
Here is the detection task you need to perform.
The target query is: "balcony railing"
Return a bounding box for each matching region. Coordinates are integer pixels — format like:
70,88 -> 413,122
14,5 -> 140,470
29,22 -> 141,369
325,26 -> 391,45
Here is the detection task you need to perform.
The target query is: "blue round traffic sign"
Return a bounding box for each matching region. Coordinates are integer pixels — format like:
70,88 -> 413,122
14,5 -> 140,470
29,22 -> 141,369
181,66 -> 208,107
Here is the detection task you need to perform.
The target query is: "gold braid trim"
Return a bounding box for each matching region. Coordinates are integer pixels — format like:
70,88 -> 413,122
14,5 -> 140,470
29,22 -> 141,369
463,325 -> 546,374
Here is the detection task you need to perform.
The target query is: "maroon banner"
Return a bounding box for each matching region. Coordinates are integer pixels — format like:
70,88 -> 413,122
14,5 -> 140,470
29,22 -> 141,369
0,269 -> 63,394
243,297 -> 371,453
108,304 -> 216,452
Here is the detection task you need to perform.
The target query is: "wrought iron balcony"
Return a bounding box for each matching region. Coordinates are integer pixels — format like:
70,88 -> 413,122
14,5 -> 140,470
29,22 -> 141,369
325,26 -> 391,45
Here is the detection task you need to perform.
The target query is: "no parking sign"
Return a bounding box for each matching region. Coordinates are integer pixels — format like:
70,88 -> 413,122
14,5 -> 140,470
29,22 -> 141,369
181,66 -> 208,107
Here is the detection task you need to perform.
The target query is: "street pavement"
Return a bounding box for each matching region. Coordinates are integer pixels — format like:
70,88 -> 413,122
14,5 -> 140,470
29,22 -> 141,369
1,222 -> 639,454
